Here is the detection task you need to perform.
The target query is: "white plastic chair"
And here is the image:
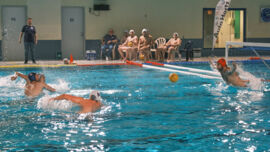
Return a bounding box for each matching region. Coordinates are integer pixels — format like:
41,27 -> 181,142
151,37 -> 166,61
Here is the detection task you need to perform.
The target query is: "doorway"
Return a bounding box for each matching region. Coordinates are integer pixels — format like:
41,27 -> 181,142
61,7 -> 85,59
203,9 -> 246,48
2,6 -> 26,61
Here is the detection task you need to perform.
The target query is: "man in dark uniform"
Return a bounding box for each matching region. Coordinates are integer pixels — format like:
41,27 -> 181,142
19,18 -> 38,64
101,29 -> 118,60
184,40 -> 193,61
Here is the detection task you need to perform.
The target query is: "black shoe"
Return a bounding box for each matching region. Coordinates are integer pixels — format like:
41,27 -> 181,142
32,60 -> 36,64
24,61 -> 28,64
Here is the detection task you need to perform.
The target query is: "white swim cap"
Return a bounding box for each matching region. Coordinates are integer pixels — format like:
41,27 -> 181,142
129,29 -> 135,34
173,32 -> 179,37
63,58 -> 69,64
89,90 -> 102,102
142,28 -> 148,34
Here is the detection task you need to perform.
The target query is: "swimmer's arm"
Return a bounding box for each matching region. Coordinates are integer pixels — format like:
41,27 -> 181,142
134,37 -> 138,45
43,83 -> 56,92
52,94 -> 84,104
228,62 -> 237,74
165,39 -> 171,46
123,39 -> 128,46
138,37 -> 143,50
208,58 -> 216,69
12,72 -> 30,83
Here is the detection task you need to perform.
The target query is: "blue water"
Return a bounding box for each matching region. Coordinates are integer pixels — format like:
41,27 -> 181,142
0,63 -> 270,151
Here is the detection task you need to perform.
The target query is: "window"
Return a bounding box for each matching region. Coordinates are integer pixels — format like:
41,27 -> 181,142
203,9 -> 245,48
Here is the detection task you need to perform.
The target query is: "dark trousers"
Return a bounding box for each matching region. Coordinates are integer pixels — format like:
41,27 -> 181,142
101,44 -> 114,58
186,50 -> 193,61
24,42 -> 35,62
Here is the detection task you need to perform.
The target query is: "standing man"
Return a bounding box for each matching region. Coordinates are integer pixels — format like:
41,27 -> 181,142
19,18 -> 37,64
101,29 -> 118,60
184,40 -> 193,61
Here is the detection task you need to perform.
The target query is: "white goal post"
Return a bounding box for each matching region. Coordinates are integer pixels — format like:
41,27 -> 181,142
225,41 -> 270,62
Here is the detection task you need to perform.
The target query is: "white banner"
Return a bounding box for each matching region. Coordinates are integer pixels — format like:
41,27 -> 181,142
212,0 -> 231,51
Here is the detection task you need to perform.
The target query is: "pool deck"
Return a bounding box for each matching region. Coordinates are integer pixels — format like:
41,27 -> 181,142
0,56 -> 269,68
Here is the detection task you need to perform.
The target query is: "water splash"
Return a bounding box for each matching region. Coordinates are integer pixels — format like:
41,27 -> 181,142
69,89 -> 123,96
37,95 -> 74,111
236,65 -> 263,91
49,79 -> 70,93
0,74 -> 25,88
0,75 -> 25,98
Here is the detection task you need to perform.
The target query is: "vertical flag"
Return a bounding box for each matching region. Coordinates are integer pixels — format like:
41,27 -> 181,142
212,0 -> 231,51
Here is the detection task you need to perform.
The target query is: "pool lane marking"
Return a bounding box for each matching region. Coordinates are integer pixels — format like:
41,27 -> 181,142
146,61 -> 220,76
126,60 -> 143,67
143,64 -> 222,79
126,61 -> 221,79
0,64 -> 76,68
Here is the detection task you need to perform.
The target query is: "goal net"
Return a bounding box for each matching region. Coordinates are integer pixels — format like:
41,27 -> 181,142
225,41 -> 270,62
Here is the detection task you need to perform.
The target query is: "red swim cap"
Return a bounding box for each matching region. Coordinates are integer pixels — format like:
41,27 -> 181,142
217,58 -> 227,67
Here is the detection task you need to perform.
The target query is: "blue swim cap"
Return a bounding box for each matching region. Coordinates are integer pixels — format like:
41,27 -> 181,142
28,72 -> 37,82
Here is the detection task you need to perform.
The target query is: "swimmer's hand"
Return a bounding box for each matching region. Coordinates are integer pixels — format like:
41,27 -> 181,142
49,98 -> 55,102
11,75 -> 17,81
232,62 -> 237,67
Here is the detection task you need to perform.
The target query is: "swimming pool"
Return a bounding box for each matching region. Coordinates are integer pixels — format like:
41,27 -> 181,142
0,63 -> 270,151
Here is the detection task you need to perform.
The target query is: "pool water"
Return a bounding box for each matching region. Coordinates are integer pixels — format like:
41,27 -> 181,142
0,63 -> 270,151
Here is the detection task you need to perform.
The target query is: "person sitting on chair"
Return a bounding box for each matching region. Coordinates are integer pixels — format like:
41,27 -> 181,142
101,29 -> 118,60
118,29 -> 138,61
138,28 -> 153,62
166,32 -> 182,62
118,30 -> 129,60
119,30 -> 129,45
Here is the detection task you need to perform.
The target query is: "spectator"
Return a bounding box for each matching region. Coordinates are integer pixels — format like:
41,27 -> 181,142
184,40 -> 193,61
118,30 -> 129,60
101,29 -> 118,60
118,30 -> 138,61
19,18 -> 37,64
120,30 -> 129,44
138,28 -> 153,62
166,32 -> 182,62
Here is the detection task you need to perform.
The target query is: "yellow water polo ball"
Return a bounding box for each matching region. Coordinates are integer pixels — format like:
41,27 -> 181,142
139,53 -> 144,60
169,73 -> 178,83
128,41 -> 133,47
